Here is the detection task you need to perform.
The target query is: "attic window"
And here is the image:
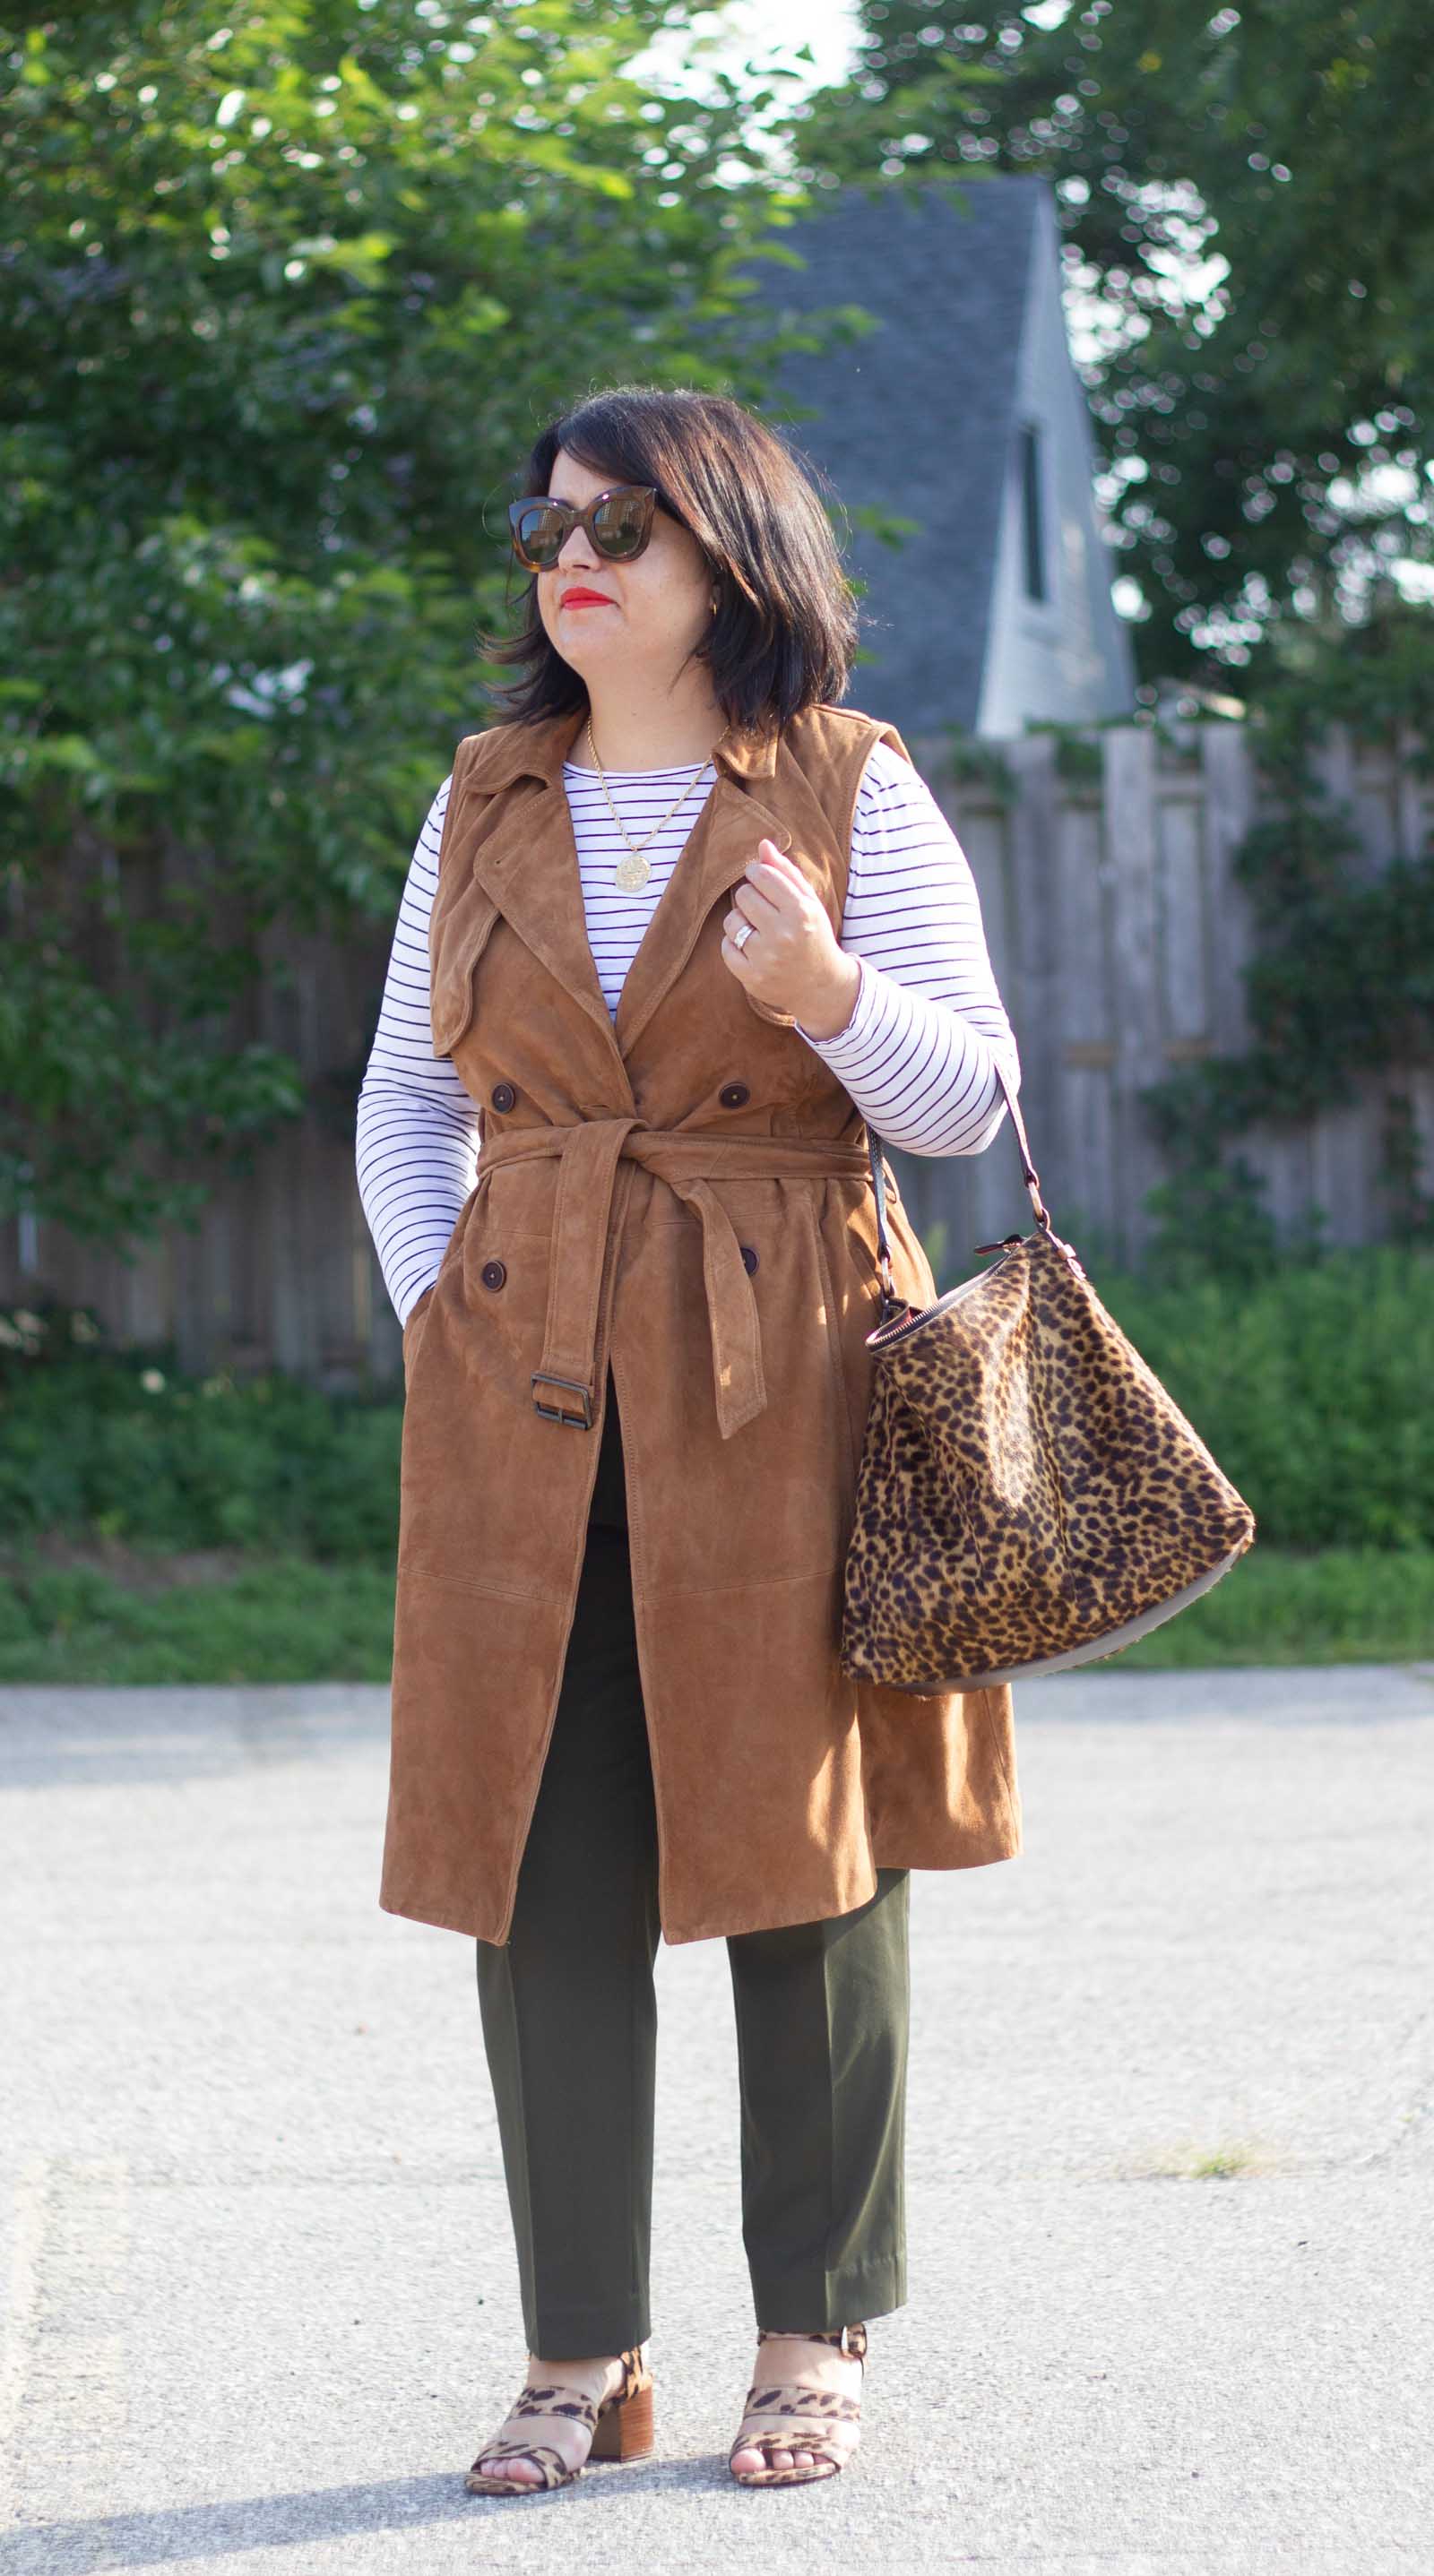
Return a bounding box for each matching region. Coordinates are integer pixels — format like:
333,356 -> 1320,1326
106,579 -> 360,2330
1019,423 -> 1048,603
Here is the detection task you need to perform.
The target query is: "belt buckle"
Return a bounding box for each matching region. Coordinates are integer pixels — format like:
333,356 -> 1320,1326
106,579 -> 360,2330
531,1370 -> 593,1428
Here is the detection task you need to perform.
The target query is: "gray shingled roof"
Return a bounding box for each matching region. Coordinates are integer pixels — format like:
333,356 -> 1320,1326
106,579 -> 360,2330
730,176 -> 1048,739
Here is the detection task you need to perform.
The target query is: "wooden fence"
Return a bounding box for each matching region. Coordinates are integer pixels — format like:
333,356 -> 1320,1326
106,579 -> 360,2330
4,718 -> 1430,1385
906,716 -> 1433,1281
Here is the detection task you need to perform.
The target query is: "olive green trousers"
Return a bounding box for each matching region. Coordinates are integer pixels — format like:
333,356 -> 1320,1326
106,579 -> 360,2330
474,1365 -> 910,2358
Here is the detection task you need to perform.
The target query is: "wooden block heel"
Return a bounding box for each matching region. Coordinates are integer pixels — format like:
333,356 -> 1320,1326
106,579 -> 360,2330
590,2377 -> 655,2461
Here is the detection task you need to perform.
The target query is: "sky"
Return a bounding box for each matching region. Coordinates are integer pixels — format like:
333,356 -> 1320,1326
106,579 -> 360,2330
627,1 -> 865,111
630,0 -> 1076,97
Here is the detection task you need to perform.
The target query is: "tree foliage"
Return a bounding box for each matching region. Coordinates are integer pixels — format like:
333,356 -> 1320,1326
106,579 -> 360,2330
796,0 -> 1434,690
0,0 -> 831,1241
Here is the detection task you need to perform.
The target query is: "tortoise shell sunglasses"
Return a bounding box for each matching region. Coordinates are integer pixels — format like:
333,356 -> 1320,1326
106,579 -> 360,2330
507,483 -> 676,572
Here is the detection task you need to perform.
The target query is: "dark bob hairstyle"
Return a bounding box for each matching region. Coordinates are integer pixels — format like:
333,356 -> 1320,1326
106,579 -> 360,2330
477,384 -> 861,737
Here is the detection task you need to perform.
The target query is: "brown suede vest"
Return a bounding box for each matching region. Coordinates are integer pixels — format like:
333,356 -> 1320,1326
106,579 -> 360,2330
384,698 -> 1021,1946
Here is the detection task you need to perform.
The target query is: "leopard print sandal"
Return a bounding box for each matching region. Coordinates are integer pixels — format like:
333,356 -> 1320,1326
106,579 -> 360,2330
727,2323 -> 868,2488
463,2346 -> 654,2495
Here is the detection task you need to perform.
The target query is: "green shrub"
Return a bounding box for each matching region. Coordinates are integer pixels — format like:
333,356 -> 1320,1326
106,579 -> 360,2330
0,1334 -> 402,1564
1086,1243 -> 1434,1550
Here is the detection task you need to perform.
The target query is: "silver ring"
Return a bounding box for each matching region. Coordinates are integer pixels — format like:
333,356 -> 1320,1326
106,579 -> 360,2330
733,920 -> 754,954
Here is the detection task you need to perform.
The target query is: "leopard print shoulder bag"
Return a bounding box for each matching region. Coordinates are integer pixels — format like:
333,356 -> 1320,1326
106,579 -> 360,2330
839,1067 -> 1257,1692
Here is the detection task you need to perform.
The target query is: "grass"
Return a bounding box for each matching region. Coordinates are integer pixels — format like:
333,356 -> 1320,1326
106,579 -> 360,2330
1119,2138 -> 1286,2182
0,1538 -> 1430,1686
1089,1541 -> 1434,1668
0,1549 -> 400,1684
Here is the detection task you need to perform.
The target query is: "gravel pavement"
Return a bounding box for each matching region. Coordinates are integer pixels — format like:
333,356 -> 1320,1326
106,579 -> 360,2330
2,1660 -> 1431,2574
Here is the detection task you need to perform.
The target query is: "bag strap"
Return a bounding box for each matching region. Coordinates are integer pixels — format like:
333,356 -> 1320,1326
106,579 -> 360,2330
868,1055 -> 1050,1314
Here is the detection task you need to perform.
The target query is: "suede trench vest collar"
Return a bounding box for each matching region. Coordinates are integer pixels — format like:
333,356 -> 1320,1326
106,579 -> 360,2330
383,698 -> 1023,1949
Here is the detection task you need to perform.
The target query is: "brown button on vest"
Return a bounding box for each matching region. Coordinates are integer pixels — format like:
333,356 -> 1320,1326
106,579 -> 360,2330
384,698 -> 1022,1946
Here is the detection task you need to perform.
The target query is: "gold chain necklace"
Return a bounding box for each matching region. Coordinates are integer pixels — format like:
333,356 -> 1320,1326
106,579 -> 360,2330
585,717 -> 730,893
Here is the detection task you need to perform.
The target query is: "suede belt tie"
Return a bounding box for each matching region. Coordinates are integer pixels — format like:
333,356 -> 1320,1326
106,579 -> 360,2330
476,1119 -> 873,1442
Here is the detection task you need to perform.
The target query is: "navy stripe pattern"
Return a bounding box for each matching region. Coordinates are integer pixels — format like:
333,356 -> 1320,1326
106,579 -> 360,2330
357,741 -> 1021,1327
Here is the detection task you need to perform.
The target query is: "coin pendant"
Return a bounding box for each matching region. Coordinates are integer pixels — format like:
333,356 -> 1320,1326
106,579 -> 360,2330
613,849 -> 652,892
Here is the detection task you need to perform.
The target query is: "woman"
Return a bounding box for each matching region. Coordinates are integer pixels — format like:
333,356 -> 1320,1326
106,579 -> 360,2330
355,385 -> 1024,2496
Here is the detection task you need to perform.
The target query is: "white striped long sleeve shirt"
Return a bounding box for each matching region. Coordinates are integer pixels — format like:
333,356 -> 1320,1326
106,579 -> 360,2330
356,739 -> 1020,1329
